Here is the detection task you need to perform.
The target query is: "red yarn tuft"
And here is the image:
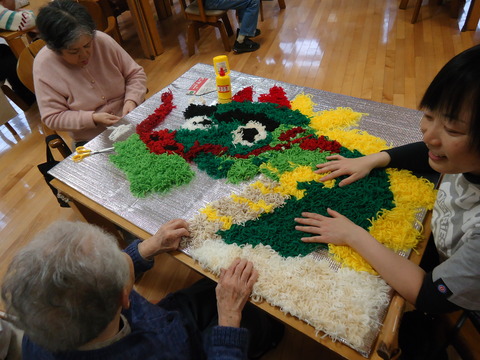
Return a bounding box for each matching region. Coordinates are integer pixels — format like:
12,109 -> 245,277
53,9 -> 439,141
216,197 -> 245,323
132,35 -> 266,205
258,86 -> 291,108
299,136 -> 342,153
232,86 -> 254,102
278,127 -> 306,141
136,91 -> 176,139
184,142 -> 228,162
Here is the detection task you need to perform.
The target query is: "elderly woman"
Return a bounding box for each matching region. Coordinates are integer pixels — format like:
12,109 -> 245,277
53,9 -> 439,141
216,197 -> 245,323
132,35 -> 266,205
1,220 -> 284,359
34,0 -> 147,146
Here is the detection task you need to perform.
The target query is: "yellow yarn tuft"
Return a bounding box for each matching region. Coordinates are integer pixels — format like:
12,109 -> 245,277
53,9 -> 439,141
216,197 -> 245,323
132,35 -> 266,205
231,194 -> 275,213
321,128 -> 390,154
310,108 -> 366,130
200,205 -> 233,230
290,93 -> 317,117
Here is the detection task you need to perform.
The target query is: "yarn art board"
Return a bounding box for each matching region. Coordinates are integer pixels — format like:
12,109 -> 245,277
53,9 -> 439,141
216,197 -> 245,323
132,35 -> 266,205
110,86 -> 437,356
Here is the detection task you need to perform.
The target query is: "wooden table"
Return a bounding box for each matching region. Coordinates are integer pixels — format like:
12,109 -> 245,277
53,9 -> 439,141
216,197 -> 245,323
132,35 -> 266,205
49,63 -> 431,359
0,0 -> 42,58
49,176 -> 432,360
0,28 -> 30,57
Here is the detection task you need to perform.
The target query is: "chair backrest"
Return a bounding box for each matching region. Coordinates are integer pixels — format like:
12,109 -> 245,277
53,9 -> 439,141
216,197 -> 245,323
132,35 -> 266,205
178,0 -> 233,55
434,309 -> 480,359
77,0 -> 122,43
16,39 -> 72,158
16,39 -> 45,94
179,0 -> 226,23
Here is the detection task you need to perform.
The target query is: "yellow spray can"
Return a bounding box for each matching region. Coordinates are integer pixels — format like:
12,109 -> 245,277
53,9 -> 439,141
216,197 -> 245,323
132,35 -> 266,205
213,55 -> 232,103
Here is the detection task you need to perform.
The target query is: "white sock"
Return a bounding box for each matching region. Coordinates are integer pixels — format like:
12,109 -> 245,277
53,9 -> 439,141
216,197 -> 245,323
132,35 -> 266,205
0,5 -> 35,31
237,34 -> 245,43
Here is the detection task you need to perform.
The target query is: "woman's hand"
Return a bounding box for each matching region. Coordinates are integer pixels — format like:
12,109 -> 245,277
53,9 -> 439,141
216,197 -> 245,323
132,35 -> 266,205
295,208 -> 367,246
315,152 -> 391,187
122,100 -> 137,116
216,258 -> 258,328
92,112 -> 120,126
138,219 -> 190,260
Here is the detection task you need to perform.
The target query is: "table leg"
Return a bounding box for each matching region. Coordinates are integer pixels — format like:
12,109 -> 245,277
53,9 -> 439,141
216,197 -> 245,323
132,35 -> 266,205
399,0 -> 409,10
153,0 -> 172,19
126,0 -> 164,59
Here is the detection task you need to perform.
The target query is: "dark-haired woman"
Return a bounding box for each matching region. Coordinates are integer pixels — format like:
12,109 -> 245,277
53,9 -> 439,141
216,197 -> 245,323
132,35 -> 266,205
33,0 -> 146,145
295,44 -> 480,359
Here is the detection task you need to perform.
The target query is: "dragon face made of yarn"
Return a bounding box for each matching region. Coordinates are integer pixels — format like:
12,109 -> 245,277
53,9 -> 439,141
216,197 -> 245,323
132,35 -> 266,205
110,86 -> 436,274
110,85 -> 437,352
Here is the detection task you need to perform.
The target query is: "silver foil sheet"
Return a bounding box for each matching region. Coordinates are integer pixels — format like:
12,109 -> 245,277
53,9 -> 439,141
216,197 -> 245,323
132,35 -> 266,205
49,63 -> 426,357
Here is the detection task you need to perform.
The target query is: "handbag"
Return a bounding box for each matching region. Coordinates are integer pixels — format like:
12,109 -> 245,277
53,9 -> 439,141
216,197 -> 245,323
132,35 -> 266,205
37,134 -> 70,208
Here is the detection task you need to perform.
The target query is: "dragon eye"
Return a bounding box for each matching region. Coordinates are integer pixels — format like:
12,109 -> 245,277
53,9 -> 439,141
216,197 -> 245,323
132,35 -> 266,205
232,121 -> 267,146
182,115 -> 214,130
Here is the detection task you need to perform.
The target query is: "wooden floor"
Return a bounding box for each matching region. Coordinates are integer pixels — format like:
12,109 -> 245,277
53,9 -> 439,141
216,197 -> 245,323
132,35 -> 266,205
1,0 -> 479,358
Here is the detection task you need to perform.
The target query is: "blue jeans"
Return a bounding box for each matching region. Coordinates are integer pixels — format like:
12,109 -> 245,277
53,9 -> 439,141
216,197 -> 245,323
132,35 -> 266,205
204,0 -> 259,37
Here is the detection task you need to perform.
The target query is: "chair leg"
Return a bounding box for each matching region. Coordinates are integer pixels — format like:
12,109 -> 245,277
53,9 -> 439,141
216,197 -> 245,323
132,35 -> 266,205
449,0 -> 461,18
411,0 -> 423,23
187,22 -> 196,56
4,122 -> 19,137
1,84 -> 30,111
277,0 -> 286,9
260,0 -> 264,21
399,0 -> 409,10
221,14 -> 233,36
216,21 -> 231,52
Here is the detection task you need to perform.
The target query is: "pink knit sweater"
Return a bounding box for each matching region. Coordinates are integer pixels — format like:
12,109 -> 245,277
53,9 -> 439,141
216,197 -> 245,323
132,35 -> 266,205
33,31 -> 147,142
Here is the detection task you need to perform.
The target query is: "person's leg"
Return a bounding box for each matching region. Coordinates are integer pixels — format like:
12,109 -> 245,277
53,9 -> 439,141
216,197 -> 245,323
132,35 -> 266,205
0,44 -> 36,106
158,278 -> 219,332
239,302 -> 284,359
158,277 -> 284,358
204,0 -> 259,37
398,310 -> 448,360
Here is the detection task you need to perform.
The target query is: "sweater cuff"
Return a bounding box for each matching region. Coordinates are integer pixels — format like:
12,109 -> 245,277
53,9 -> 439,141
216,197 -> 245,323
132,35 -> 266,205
79,110 -> 97,129
211,326 -> 249,349
123,239 -> 154,275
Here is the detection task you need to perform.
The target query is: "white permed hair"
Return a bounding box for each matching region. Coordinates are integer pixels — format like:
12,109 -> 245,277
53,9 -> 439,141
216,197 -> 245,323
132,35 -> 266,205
1,221 -> 130,351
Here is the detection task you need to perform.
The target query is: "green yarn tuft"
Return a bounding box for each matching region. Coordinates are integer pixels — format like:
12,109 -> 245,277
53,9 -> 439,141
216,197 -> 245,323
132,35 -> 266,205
259,144 -> 332,177
110,134 -> 195,197
226,158 -> 258,184
219,168 -> 394,258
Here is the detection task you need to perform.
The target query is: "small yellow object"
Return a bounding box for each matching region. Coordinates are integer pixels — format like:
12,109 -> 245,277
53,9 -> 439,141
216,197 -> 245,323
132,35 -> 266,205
72,146 -> 115,162
213,55 -> 232,104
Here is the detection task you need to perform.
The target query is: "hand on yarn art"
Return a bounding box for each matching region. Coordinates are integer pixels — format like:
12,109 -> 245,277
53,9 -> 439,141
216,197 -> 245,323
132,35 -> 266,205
92,112 -> 120,126
138,219 -> 190,259
216,258 -> 258,328
316,152 -> 390,187
295,208 -> 366,246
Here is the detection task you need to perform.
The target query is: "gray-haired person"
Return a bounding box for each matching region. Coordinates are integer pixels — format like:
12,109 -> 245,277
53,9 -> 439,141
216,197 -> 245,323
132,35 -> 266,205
1,220 -> 284,359
34,0 -> 147,146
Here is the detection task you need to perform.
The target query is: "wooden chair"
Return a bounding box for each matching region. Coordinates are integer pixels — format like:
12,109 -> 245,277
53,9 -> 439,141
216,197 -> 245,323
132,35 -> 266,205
259,0 -> 286,22
0,86 -> 20,137
399,0 -> 462,24
438,310 -> 480,359
77,0 -> 122,44
178,0 -> 234,56
16,39 -> 72,158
